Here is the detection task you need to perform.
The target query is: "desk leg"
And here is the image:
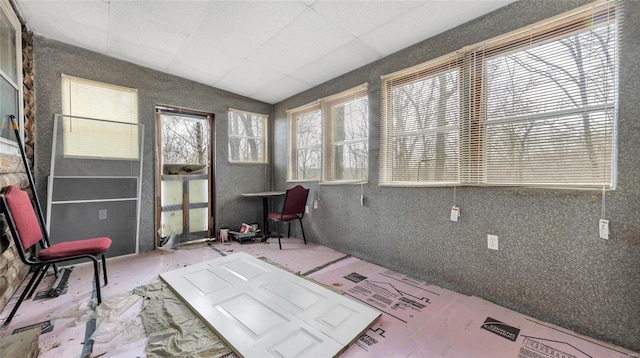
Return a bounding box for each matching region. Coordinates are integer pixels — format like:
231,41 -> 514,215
262,196 -> 269,240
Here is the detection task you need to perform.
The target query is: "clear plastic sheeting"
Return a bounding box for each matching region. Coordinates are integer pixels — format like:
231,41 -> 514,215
54,292 -> 145,346
133,280 -> 234,358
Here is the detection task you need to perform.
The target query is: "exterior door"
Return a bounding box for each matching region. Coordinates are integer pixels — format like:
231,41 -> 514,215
156,107 -> 214,247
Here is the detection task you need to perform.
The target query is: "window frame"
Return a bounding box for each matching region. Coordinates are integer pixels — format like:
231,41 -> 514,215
61,74 -> 139,160
287,102 -> 322,182
0,0 -> 23,157
322,84 -> 369,184
380,0 -> 620,190
227,108 -> 268,164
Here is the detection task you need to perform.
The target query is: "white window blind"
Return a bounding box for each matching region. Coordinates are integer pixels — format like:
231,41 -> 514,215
381,55 -> 464,186
228,108 -> 268,164
61,75 -> 139,160
322,84 -> 369,183
381,0 -> 620,189
287,103 -> 321,181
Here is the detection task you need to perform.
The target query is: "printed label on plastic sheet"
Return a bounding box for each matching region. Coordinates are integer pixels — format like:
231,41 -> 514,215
390,296 -> 639,358
309,259 -> 465,357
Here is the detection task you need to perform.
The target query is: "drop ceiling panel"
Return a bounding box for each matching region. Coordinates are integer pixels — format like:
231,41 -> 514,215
360,1 -> 515,55
252,76 -> 312,104
108,7 -> 188,69
247,8 -> 355,75
16,0 -> 518,104
292,39 -> 382,86
173,38 -> 243,79
17,1 -> 110,52
189,1 -> 307,59
214,60 -> 284,98
311,1 -> 421,38
109,0 -> 209,36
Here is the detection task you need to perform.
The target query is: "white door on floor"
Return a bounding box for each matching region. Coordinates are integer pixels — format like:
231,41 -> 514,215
161,252 -> 381,357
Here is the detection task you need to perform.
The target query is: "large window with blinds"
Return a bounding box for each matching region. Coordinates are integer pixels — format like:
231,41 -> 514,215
228,108 -> 268,164
323,85 -> 368,183
381,0 -> 620,189
288,103 -> 322,181
288,84 -> 369,183
61,75 -> 139,159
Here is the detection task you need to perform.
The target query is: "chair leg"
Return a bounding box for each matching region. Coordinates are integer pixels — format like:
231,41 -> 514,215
287,223 -> 291,238
276,221 -> 282,250
52,263 -> 59,278
26,264 -> 50,299
92,258 -> 102,305
299,219 -> 307,245
101,254 -> 108,285
4,265 -> 44,325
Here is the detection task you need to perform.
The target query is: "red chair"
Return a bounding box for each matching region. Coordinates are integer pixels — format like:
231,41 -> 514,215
0,185 -> 111,325
266,185 -> 310,250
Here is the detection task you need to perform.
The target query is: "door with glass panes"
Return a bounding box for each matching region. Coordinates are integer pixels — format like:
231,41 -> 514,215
156,107 -> 214,247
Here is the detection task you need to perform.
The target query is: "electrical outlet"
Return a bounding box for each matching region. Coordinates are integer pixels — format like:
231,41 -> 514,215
599,219 -> 609,240
305,205 -> 310,214
99,209 -> 107,220
313,199 -> 318,209
487,234 -> 499,250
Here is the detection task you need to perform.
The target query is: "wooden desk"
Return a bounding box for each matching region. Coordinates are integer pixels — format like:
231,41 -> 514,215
242,191 -> 285,238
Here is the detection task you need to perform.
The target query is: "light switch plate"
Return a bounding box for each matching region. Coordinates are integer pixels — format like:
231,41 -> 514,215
599,219 -> 609,240
487,234 -> 499,250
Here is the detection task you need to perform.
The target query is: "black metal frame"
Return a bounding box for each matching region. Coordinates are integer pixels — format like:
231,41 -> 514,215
0,191 -> 109,325
267,187 -> 309,250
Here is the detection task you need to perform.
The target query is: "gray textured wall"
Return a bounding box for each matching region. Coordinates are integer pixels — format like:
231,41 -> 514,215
33,36 -> 272,252
273,0 -> 640,352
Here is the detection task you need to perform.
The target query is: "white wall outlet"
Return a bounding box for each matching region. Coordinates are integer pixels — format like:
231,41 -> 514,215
450,206 -> 460,222
599,219 -> 609,240
305,205 -> 310,214
487,234 -> 499,250
99,209 -> 107,220
313,199 -> 318,209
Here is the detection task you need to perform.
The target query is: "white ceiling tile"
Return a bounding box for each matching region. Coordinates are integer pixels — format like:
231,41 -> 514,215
18,1 -> 110,52
360,1 -> 515,55
173,38 -> 243,78
168,61 -> 225,86
247,8 -> 355,74
214,60 -> 285,99
108,6 -> 189,69
16,0 -> 517,103
291,39 -> 382,86
189,1 -> 307,59
252,76 -> 313,104
110,0 -> 210,36
311,1 -> 421,38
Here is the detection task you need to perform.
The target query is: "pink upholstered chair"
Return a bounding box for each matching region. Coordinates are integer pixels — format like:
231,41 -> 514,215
266,185 -> 309,250
0,185 -> 111,325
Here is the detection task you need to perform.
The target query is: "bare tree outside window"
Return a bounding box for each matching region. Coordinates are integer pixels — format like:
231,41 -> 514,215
388,68 -> 459,184
162,114 -> 209,166
485,21 -> 616,186
381,3 -> 618,189
294,110 -> 321,180
228,109 -> 267,163
326,91 -> 369,182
